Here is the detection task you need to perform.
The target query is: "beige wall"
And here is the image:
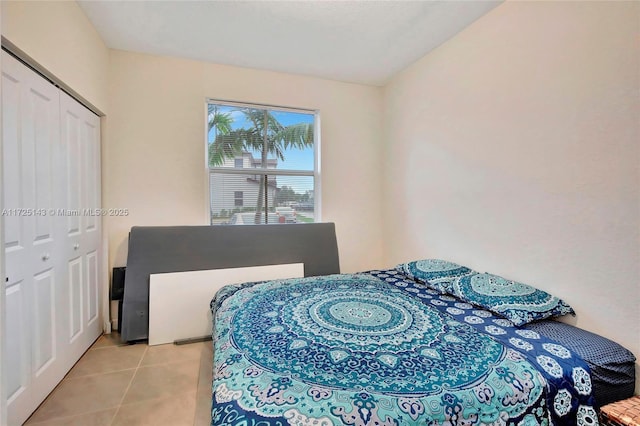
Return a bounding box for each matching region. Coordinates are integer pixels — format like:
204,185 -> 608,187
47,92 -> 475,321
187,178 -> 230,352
106,50 -> 384,274
1,0 -> 109,113
0,3 -> 6,424
383,1 -> 639,388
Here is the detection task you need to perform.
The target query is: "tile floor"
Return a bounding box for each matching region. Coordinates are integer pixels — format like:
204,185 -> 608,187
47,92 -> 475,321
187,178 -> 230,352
24,333 -> 213,426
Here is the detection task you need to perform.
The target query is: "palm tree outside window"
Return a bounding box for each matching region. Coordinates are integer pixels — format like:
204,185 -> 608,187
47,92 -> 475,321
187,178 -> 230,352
207,101 -> 318,225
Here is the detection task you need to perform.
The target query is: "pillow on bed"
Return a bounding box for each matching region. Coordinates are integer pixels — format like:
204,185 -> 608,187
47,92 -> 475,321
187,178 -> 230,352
395,259 -> 476,293
449,272 -> 575,326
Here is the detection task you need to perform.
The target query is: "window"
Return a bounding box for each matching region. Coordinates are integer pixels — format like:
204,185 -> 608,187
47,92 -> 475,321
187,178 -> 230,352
234,191 -> 243,207
207,100 -> 318,225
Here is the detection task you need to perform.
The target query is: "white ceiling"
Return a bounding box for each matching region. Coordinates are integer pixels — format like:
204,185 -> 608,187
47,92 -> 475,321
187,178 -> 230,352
78,0 -> 501,86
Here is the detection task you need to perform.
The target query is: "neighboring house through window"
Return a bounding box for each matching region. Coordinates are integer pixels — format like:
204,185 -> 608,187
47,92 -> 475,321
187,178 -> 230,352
234,191 -> 243,207
207,100 -> 318,225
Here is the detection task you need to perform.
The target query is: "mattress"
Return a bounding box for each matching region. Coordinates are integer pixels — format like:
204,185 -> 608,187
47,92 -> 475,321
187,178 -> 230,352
210,269 -> 599,425
526,320 -> 636,407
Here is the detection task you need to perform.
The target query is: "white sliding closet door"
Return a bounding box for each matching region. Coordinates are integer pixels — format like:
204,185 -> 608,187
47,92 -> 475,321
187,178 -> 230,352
59,91 -> 102,358
2,51 -> 64,426
2,51 -> 102,426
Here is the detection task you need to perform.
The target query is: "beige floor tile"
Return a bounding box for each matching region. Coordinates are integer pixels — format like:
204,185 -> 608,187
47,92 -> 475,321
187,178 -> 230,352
25,408 -> 117,426
67,344 -> 147,378
122,361 -> 199,405
195,343 -> 213,425
24,339 -> 209,426
28,370 -> 135,423
112,392 -> 197,426
201,340 -> 213,356
193,390 -> 212,426
140,343 -> 203,367
193,390 -> 211,426
197,345 -> 213,393
91,332 -> 124,349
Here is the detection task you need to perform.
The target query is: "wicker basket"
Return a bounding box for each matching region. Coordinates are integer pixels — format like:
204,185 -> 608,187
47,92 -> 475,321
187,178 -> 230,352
599,396 -> 640,426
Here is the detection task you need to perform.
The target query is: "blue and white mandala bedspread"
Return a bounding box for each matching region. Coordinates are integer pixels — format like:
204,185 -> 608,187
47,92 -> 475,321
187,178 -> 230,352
210,270 -> 597,426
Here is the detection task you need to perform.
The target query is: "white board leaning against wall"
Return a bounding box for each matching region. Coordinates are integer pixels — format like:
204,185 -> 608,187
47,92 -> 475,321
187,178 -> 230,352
148,263 -> 304,345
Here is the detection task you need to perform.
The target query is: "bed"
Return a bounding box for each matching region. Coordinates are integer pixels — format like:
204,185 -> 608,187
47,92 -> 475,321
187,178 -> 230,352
209,260 -> 636,425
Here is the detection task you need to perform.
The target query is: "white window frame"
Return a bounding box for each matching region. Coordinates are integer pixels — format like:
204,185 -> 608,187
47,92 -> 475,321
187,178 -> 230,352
204,99 -> 321,224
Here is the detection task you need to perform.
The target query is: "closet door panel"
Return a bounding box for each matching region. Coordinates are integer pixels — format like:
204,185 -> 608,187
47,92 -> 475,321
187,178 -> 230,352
86,250 -> 99,325
28,84 -> 57,245
32,270 -> 56,375
60,91 -> 101,245
2,51 -> 34,426
2,51 -> 67,426
68,257 -> 83,342
60,92 -> 101,353
82,119 -> 99,236
5,284 -> 29,404
61,106 -> 81,238
20,59 -> 63,398
17,57 -> 61,273
2,64 -> 23,265
83,114 -> 101,345
2,54 -> 29,295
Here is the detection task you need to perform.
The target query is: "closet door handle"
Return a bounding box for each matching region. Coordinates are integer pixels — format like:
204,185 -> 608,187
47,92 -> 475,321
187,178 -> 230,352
73,243 -> 80,250
42,253 -> 50,261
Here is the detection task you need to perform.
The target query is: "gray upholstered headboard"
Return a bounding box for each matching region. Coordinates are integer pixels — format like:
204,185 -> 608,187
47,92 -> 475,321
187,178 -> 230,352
120,223 -> 340,342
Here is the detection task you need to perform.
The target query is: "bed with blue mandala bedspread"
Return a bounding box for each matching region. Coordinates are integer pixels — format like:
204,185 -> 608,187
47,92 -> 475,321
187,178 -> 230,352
210,269 -> 600,426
